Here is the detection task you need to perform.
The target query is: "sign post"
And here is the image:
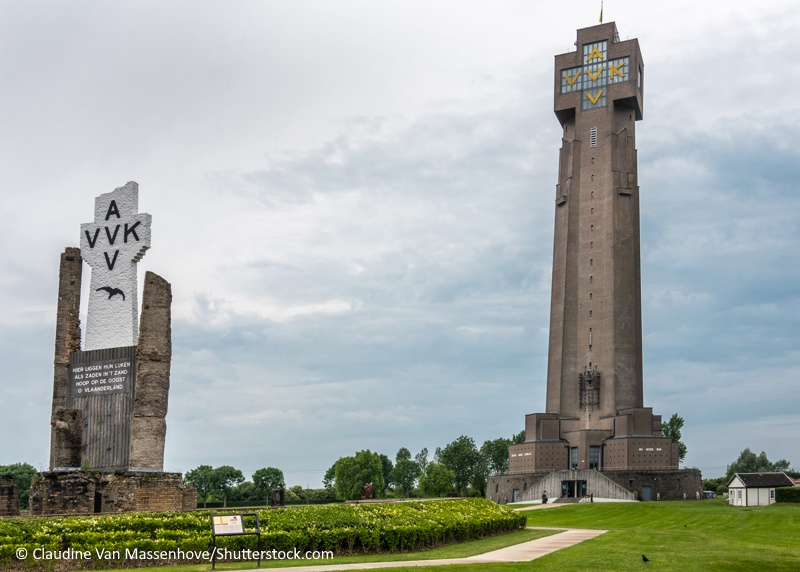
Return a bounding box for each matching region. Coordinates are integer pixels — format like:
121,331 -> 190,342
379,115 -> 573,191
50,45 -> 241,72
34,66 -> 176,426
210,513 -> 261,569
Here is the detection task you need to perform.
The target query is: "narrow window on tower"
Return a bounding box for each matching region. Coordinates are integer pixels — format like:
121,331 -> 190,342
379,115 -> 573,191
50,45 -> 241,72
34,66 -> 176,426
591,208 -> 594,214
591,191 -> 594,198
591,224 -> 594,231
589,328 -> 593,348
590,258 -> 593,265
590,127 -> 598,147
590,241 -> 594,248
591,174 -> 594,181
591,157 -> 595,164
589,293 -> 593,300
590,276 -> 593,283
589,310 -> 592,317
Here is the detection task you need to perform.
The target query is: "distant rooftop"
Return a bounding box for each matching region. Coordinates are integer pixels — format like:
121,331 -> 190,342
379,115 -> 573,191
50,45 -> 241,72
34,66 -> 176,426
727,472 -> 795,488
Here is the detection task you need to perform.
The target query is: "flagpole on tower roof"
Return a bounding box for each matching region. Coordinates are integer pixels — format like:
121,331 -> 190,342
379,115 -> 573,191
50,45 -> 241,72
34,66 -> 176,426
600,1 -> 604,23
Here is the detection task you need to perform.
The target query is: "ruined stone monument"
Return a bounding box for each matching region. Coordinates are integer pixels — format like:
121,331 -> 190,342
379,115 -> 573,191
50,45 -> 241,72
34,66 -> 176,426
270,488 -> 285,508
488,23 -> 700,503
31,182 -> 195,515
0,475 -> 20,517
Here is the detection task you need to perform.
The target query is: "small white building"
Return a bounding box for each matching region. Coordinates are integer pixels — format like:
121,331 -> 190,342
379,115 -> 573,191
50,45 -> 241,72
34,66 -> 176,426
726,472 -> 794,507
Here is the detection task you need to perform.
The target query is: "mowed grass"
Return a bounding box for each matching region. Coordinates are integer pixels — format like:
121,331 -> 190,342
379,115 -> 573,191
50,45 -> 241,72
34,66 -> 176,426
370,499 -> 800,572
96,500 -> 800,572
97,528 -> 556,571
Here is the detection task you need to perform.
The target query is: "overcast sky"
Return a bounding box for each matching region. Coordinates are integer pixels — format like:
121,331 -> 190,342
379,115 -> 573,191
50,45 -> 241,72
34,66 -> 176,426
1,0 -> 798,487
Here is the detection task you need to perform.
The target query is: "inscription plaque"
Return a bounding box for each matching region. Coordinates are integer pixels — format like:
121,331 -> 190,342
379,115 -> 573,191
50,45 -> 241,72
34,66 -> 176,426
69,355 -> 135,399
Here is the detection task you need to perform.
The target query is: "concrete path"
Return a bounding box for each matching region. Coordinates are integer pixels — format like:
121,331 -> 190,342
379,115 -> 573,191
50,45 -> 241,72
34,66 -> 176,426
512,502 -> 572,511
262,527 -> 607,571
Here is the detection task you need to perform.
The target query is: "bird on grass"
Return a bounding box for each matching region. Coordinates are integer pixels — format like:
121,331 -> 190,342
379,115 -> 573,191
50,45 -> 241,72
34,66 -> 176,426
642,554 -> 650,563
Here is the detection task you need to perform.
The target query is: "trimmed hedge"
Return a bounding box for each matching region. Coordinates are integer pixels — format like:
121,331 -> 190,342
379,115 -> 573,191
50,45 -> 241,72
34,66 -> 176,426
198,499 -> 341,508
776,486 -> 800,503
0,499 -> 525,567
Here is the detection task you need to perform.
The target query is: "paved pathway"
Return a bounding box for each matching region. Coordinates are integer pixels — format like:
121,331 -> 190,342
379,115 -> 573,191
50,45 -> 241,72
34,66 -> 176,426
261,527 -> 607,571
513,501 -> 572,511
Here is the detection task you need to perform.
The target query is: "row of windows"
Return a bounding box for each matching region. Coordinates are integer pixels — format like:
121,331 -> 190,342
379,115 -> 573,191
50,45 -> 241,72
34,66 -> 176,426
562,59 -> 628,93
568,446 -> 602,469
561,38 -> 632,111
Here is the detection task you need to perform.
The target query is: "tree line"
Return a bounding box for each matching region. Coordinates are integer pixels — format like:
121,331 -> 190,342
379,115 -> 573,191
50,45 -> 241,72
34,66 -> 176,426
183,465 -> 290,507
180,432 -> 525,506
702,448 -> 798,495
323,432 -> 525,501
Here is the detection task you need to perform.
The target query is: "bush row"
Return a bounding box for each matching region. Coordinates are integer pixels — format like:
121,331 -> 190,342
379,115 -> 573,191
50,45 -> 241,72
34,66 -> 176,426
776,487 -> 800,503
198,499 -> 342,508
0,499 -> 525,566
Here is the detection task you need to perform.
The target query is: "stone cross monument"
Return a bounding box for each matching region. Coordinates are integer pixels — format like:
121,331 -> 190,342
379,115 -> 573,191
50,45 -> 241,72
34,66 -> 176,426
80,181 -> 151,351
36,181 -> 195,515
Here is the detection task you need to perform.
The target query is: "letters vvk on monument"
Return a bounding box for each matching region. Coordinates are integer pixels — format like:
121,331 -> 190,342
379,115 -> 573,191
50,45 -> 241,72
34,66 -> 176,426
32,181 -> 196,516
488,22 -> 701,503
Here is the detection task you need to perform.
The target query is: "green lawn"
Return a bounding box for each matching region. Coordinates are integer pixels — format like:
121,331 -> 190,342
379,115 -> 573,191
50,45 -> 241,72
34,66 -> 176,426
375,499 -> 800,571
98,528 -> 555,571
99,499 -> 800,571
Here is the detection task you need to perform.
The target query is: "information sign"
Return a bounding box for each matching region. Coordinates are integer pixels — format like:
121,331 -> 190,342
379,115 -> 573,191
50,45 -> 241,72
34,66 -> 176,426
212,514 -> 245,535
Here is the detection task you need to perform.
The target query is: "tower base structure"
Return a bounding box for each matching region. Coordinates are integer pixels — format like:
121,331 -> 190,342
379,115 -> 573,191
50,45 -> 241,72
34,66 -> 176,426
488,468 -> 701,504
509,408 -> 680,475
29,471 -> 196,516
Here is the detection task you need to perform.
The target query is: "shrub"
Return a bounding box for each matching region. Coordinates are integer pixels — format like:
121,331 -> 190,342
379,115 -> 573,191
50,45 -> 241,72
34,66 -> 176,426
0,499 -> 524,568
776,487 -> 800,503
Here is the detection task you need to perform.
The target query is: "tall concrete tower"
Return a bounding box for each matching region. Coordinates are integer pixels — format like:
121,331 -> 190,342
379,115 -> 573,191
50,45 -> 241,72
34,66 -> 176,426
506,22 -> 683,482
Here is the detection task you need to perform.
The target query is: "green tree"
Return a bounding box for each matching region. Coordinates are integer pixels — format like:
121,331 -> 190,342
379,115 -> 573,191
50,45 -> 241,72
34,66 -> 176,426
439,436 -> 482,496
471,451 -> 490,497
323,461 -> 338,490
511,430 -> 526,445
415,448 -> 429,474
0,463 -> 36,510
726,448 -> 792,481
334,450 -> 384,501
379,453 -> 394,495
227,481 -> 257,502
662,413 -> 687,463
702,476 -> 728,495
252,467 -> 285,502
391,448 -> 421,498
288,485 -> 306,502
480,437 -> 512,475
419,462 -> 455,497
184,465 -> 215,508
213,465 -> 244,507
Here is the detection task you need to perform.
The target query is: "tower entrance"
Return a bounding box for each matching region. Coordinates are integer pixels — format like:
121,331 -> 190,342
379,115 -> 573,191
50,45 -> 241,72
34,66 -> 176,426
561,479 -> 587,499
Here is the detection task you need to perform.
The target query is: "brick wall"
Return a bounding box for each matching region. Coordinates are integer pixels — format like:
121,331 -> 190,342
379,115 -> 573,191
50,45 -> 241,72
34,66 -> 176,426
29,471 -> 196,516
0,475 -> 20,517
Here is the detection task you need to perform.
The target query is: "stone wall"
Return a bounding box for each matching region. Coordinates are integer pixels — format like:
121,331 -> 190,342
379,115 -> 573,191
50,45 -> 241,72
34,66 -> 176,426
489,468 -> 702,503
519,470 -> 635,502
30,472 -> 96,516
129,272 -> 172,471
487,473 -> 547,504
51,409 -> 83,469
100,473 -> 195,513
0,475 -> 20,517
603,468 -> 702,501
29,471 -> 195,516
49,248 -> 83,470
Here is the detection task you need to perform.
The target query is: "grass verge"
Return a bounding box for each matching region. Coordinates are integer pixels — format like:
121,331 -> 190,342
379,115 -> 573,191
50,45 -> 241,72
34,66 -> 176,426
367,498 -> 800,572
